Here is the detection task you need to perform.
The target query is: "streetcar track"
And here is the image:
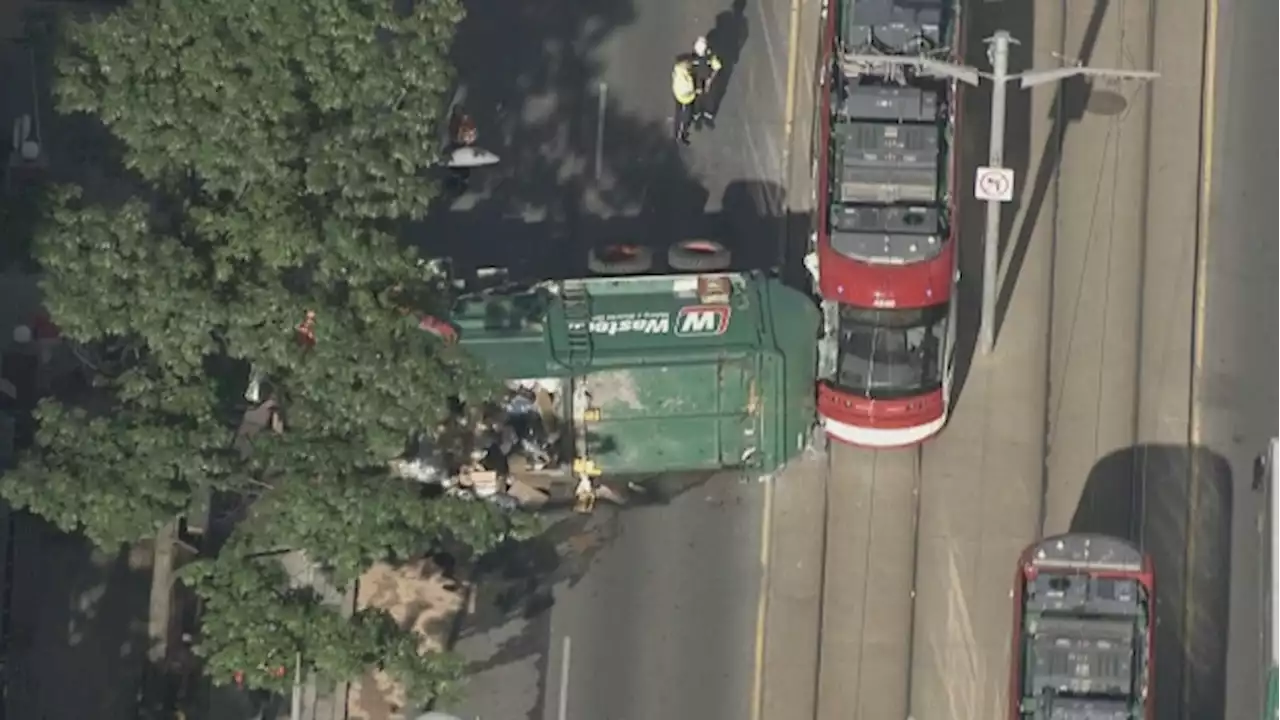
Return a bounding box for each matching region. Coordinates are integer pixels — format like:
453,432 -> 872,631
1129,0 -> 1157,555
1035,0 -> 1067,544
902,446 -> 925,718
811,439 -> 833,718
812,444 -> 925,720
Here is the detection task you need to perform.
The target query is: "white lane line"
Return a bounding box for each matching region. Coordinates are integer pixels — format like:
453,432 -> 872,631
782,0 -> 802,147
557,635 -> 572,720
595,83 -> 607,180
749,475 -> 775,720
1184,0 -> 1219,714
1190,0 -> 1220,446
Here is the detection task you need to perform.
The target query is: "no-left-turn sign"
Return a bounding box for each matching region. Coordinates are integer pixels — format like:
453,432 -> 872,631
974,166 -> 1015,202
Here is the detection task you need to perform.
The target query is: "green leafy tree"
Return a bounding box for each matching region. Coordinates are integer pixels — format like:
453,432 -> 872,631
238,440 -> 524,583
0,0 -> 516,696
0,368 -> 234,548
55,0 -> 463,221
7,185 -> 498,553
180,554 -> 465,705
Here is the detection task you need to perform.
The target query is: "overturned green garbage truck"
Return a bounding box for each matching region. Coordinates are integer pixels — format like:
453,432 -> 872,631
446,265 -> 819,508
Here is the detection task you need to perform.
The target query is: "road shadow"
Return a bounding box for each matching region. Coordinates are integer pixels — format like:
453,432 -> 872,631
418,181 -> 790,284
10,7 -> 136,197
779,206 -> 814,292
938,0 -> 1034,410
409,0 -> 787,286
705,179 -> 786,270
0,7 -> 135,272
3,512 -> 151,720
462,470 -> 716,640
994,0 -> 1112,343
440,507 -> 620,720
410,0 -> 660,278
0,279 -> 154,719
1073,444 -> 1232,720
445,469 -> 718,710
198,684 -> 283,720
702,0 -> 749,119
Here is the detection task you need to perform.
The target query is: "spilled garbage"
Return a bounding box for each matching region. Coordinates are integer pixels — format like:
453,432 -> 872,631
390,379 -> 590,512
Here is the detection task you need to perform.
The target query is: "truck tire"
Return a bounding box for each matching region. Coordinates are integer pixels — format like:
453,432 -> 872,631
588,244 -> 654,275
668,239 -> 732,272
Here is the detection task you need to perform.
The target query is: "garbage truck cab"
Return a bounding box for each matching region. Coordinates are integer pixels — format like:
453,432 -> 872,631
449,270 -> 819,510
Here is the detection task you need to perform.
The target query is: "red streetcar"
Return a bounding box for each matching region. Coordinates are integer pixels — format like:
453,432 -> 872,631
810,0 -> 964,447
1008,534 -> 1156,720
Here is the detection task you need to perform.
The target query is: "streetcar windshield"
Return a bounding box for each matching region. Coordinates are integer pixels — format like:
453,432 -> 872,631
835,304 -> 947,399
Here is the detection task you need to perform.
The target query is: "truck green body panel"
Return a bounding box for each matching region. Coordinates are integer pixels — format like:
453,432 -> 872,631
1268,669 -> 1278,720
453,272 -> 818,476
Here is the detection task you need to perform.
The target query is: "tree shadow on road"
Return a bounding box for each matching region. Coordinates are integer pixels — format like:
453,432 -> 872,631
421,180 -> 790,284
461,470 -> 717,637
946,0 -> 1033,411
409,0 -> 660,278
450,505 -> 621,711
3,512 -> 151,720
1073,444 -> 1231,720
0,7 -> 136,273
408,0 -> 789,285
450,469 -> 719,685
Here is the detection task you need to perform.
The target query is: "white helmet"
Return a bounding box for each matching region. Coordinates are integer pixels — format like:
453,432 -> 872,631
694,36 -> 708,56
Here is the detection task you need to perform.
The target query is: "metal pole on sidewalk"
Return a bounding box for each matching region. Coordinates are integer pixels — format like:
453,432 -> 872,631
979,32 -> 1014,356
290,651 -> 302,720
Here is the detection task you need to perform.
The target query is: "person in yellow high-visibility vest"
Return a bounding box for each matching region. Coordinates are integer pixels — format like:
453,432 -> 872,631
672,59 -> 697,145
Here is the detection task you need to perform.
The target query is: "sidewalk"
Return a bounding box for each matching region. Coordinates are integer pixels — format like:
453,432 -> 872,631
346,560 -> 466,720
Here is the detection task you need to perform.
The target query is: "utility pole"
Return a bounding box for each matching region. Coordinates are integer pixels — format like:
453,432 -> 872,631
842,31 -> 1159,355
982,34 -> 1013,358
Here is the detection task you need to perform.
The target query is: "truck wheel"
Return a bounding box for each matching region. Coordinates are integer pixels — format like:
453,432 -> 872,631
668,239 -> 731,271
588,244 -> 653,275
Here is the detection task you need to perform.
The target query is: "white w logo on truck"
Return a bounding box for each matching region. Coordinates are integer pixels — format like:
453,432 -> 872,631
675,305 -> 732,336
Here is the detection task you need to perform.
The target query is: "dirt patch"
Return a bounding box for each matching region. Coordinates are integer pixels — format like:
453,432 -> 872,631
346,558 -> 465,720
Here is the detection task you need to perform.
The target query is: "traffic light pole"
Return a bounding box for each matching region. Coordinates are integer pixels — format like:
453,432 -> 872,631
841,30 -> 1158,356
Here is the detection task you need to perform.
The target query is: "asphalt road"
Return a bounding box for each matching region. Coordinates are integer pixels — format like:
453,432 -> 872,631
414,0 -> 793,279
1034,0 -> 1202,715
433,0 -> 803,716
1204,0 -> 1279,715
445,475 -> 766,720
